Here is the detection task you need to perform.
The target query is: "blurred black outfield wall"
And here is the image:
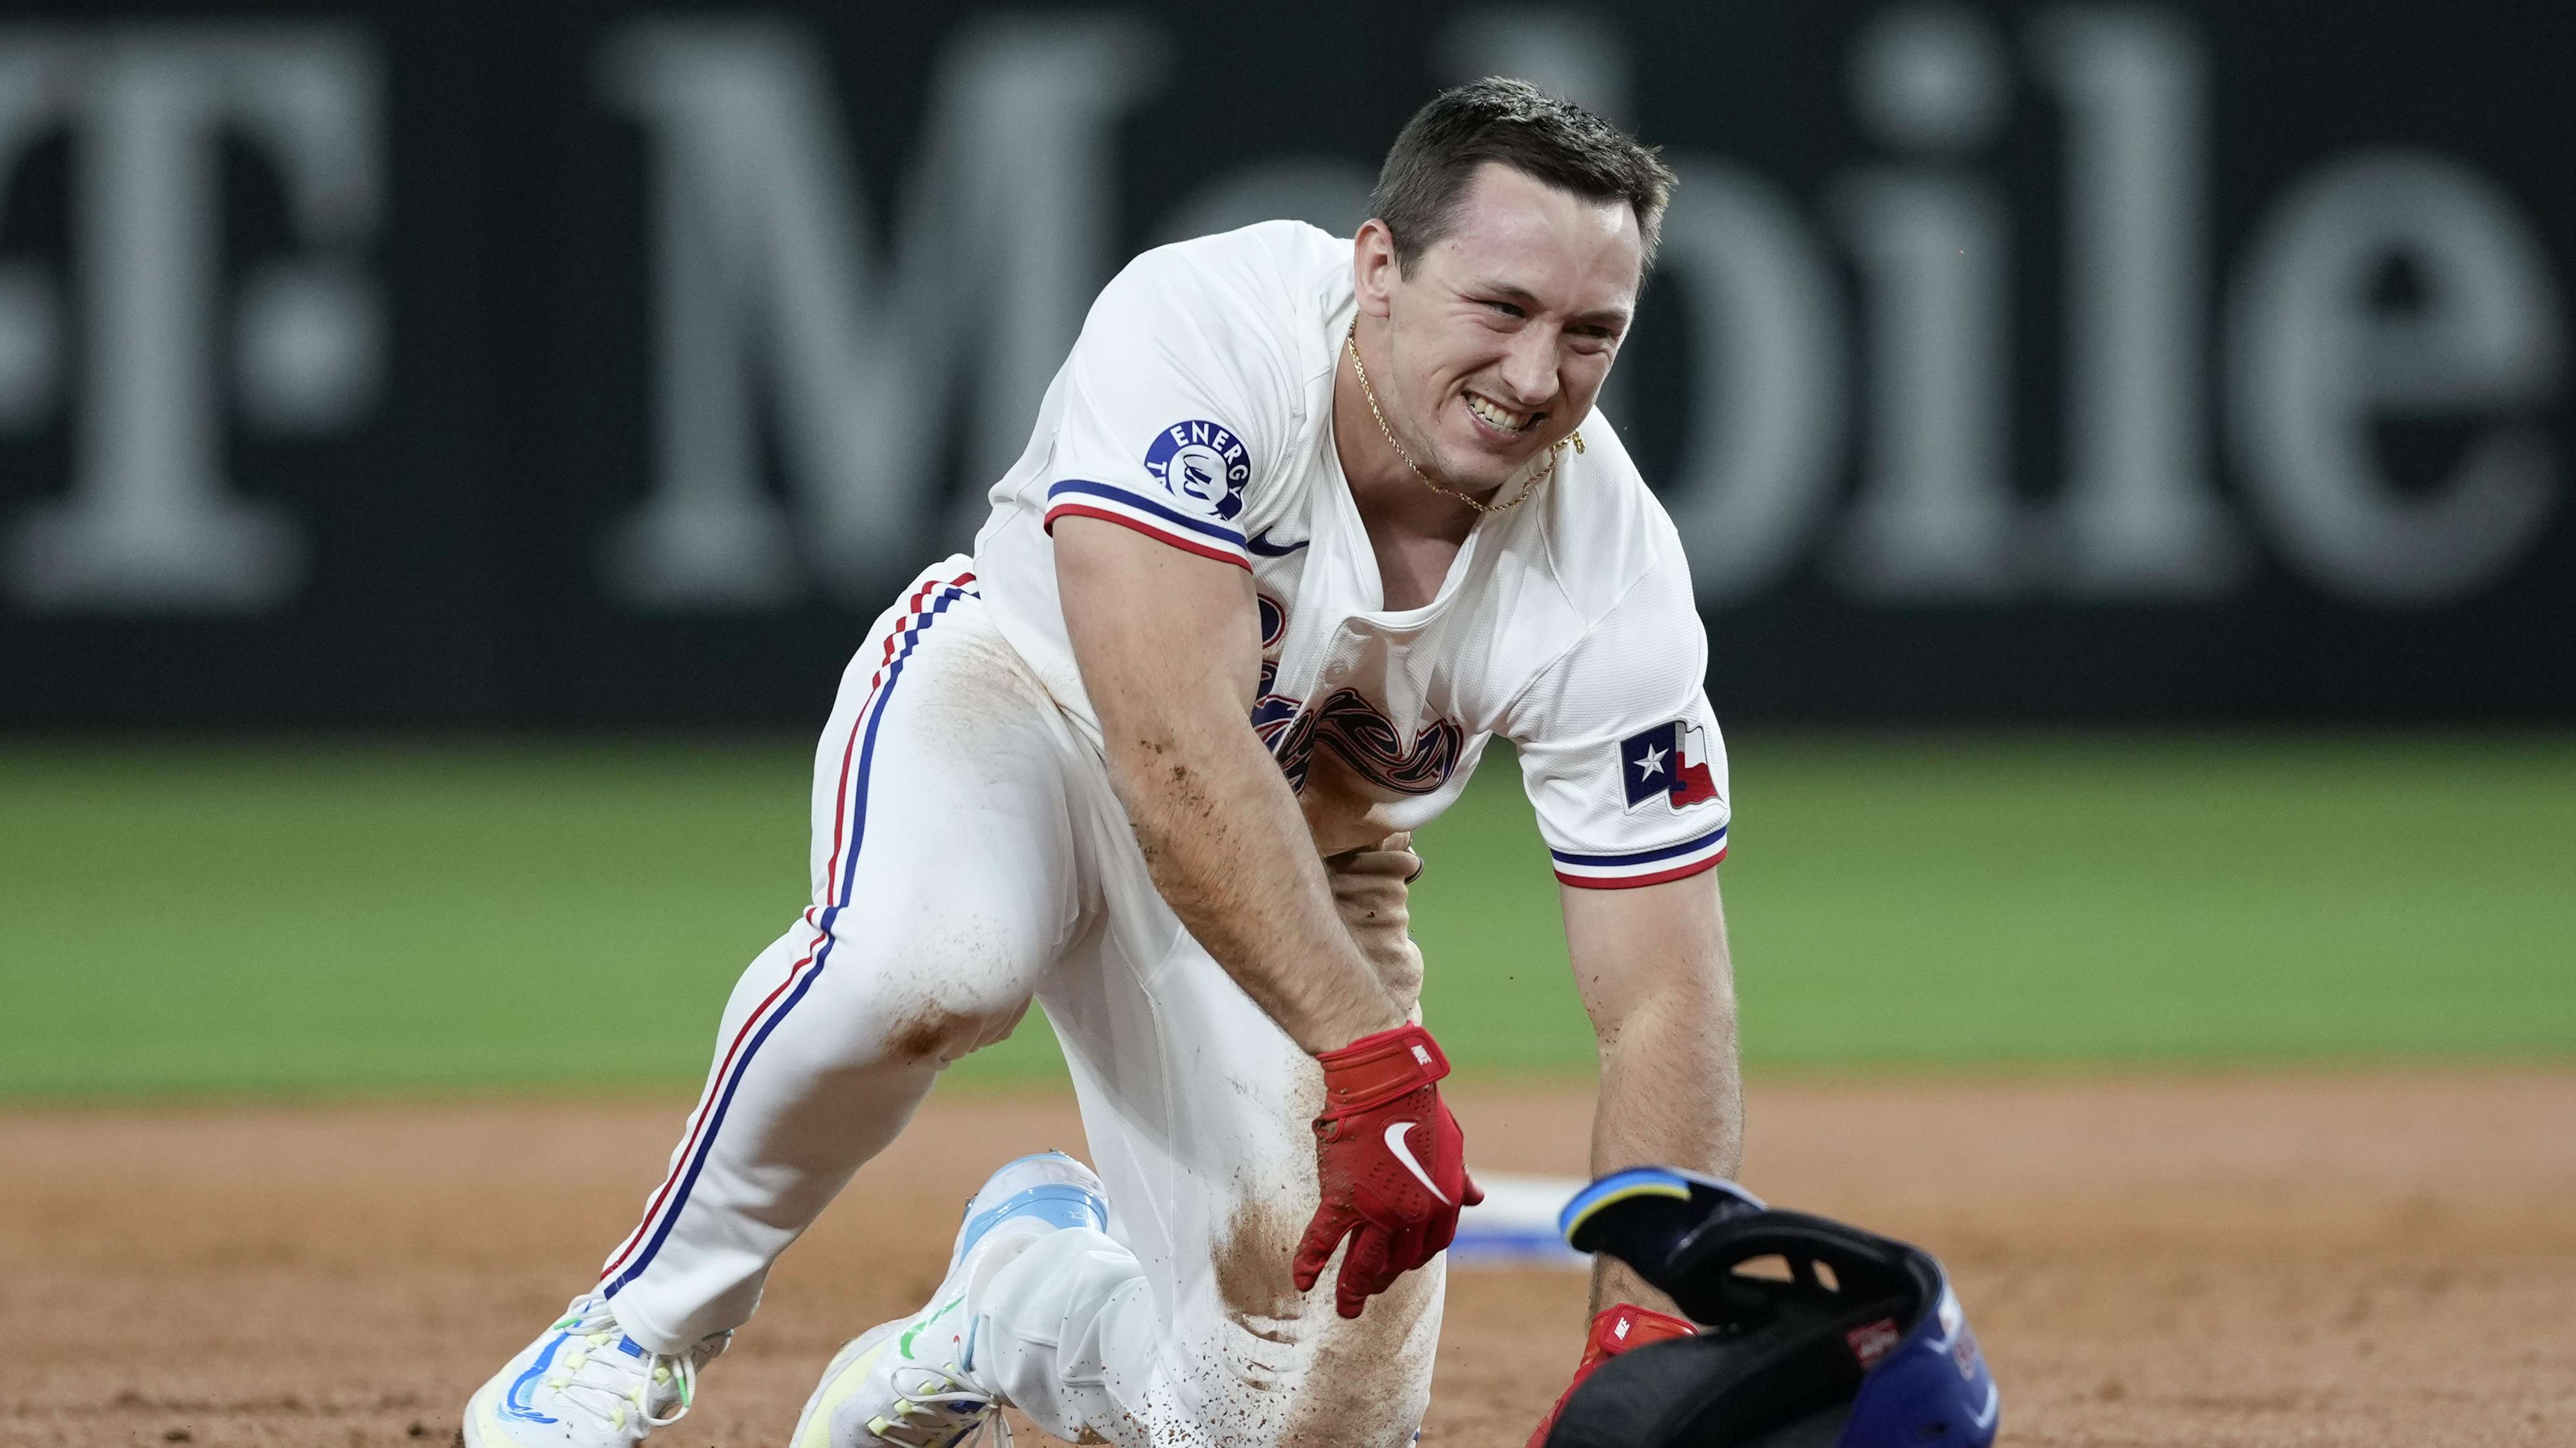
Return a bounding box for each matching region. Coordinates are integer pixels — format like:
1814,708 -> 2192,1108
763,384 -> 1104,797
0,1 -> 2568,726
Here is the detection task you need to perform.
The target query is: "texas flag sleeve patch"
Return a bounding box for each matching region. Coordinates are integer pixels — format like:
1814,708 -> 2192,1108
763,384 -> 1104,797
1620,719 -> 1722,812
1551,718 -> 1729,889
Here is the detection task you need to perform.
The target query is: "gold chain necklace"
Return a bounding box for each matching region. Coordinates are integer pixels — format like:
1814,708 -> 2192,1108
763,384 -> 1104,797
1345,321 -> 1580,515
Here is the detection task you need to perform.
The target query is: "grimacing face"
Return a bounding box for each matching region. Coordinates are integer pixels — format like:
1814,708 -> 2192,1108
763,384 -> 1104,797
1366,161 -> 1643,496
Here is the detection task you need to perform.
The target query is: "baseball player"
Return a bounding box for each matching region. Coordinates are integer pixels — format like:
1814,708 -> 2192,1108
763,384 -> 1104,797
463,77 -> 1741,1448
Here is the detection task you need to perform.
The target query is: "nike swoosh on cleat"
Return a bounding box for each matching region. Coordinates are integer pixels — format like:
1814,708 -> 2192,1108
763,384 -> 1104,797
899,1297 -> 962,1360
500,1335 -> 567,1424
1382,1120 -> 1448,1203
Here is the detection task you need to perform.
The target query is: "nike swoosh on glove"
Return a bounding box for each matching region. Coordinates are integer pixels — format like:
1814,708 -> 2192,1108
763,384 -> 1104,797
1292,1023 -> 1484,1319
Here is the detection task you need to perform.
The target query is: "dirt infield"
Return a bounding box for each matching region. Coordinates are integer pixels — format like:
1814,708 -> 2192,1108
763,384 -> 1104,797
8,1071 -> 2573,1447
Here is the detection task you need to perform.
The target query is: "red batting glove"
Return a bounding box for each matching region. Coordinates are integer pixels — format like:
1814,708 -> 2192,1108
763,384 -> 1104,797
1524,1303 -> 1699,1448
1291,1023 -> 1483,1319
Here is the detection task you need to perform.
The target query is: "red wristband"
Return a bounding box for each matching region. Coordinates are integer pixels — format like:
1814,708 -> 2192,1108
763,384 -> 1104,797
1582,1302 -> 1697,1361
1525,1304 -> 1699,1448
1314,1024 -> 1450,1115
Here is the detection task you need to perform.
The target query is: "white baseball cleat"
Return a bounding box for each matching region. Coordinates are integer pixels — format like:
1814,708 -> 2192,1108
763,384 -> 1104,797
791,1151 -> 1109,1448
462,1292 -> 730,1448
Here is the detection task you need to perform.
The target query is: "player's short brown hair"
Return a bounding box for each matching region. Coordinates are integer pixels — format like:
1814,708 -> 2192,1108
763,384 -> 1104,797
1370,77 -> 1677,275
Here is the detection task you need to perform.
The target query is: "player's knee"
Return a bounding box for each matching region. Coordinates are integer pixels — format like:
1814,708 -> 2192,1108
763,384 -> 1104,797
829,943 -> 1035,1067
814,895 -> 1048,1066
876,990 -> 1031,1066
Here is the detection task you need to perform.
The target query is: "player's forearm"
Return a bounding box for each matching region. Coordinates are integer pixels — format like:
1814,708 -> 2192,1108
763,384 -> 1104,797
1586,980 -> 1742,1311
1566,874 -> 1743,1179
1563,870 -> 1743,1314
1102,708 -> 1406,1053
1590,980 -> 1742,1181
1057,519 -> 1405,1054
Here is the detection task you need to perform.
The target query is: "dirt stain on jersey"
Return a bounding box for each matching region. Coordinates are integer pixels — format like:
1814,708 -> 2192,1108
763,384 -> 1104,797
1214,1197 -> 1305,1330
880,988 -> 1032,1066
1206,1161 -> 1439,1445
1277,1259 -> 1443,1448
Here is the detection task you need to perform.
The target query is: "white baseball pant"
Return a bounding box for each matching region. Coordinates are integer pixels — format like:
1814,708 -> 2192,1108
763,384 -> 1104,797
589,557 -> 1443,1447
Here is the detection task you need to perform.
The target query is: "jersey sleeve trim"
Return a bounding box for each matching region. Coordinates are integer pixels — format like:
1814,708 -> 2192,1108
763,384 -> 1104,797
1551,824 -> 1728,889
1043,479 -> 1252,571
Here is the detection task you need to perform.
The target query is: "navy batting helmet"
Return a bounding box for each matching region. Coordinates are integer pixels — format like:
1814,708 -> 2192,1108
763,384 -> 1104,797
1541,1168 -> 2000,1448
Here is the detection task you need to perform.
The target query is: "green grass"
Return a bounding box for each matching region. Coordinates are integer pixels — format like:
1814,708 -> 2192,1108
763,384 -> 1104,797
1420,734 -> 2576,1071
1,734 -> 2569,1099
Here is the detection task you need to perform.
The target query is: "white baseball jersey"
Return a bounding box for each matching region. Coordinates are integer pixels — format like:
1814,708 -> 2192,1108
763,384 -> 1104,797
975,220 -> 1730,887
